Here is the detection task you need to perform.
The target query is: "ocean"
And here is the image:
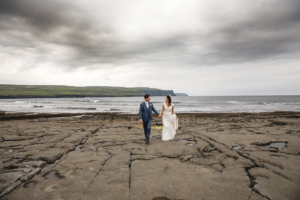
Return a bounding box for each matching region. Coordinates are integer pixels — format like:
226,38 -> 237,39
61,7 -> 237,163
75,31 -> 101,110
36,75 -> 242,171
0,96 -> 299,114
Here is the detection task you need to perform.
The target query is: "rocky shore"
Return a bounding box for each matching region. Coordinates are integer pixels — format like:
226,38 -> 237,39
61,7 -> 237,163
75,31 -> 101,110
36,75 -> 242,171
0,112 -> 300,200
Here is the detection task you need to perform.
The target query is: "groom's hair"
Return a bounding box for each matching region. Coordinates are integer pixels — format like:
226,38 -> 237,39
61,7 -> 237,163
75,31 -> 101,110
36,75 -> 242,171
144,94 -> 150,99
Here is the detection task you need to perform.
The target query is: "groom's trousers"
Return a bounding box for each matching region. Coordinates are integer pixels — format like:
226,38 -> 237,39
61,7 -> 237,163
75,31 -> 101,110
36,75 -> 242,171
143,120 -> 152,142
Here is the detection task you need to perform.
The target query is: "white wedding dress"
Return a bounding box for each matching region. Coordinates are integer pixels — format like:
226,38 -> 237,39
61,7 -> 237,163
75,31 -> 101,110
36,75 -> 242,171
162,103 -> 178,141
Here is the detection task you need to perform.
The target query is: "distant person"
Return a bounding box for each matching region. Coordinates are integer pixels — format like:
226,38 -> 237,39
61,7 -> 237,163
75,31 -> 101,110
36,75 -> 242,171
139,94 -> 161,145
159,95 -> 178,141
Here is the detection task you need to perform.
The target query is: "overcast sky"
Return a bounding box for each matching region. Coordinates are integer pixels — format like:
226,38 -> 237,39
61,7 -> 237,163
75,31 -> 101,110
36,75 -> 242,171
0,0 -> 299,96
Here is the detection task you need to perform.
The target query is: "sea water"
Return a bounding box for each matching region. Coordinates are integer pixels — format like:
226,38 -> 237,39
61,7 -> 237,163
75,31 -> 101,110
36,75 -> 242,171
0,96 -> 299,114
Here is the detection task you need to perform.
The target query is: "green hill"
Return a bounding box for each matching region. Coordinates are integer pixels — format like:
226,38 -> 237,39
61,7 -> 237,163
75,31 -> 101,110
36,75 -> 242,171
0,85 -> 176,98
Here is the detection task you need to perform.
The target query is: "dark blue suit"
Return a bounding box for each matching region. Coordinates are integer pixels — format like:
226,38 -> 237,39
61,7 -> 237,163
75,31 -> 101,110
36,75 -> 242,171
139,102 -> 159,141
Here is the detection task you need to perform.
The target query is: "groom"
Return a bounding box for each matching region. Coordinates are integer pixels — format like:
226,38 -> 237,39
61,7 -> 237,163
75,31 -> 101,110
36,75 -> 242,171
139,94 -> 161,145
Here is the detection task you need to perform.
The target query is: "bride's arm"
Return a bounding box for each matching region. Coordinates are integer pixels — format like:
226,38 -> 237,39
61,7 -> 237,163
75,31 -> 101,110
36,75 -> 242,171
159,105 -> 164,117
172,104 -> 175,115
172,104 -> 177,118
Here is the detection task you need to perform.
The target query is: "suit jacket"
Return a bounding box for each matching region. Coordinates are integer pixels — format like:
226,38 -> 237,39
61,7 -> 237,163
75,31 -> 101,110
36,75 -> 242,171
139,101 -> 159,121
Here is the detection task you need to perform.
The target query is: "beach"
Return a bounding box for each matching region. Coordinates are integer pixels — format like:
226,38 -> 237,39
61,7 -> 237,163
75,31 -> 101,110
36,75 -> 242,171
0,111 -> 300,200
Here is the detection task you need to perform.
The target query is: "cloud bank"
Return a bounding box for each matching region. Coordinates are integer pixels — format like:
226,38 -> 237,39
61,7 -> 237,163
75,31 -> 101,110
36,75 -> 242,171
0,0 -> 299,95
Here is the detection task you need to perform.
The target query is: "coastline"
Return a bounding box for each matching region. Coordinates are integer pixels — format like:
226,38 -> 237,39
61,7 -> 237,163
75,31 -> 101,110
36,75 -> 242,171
1,96 -> 299,114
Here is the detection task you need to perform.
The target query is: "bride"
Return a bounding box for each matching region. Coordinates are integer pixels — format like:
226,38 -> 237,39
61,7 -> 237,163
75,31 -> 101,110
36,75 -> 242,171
159,95 -> 178,141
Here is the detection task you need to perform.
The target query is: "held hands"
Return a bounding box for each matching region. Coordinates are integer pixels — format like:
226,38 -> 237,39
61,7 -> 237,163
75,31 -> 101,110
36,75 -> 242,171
158,114 -> 162,118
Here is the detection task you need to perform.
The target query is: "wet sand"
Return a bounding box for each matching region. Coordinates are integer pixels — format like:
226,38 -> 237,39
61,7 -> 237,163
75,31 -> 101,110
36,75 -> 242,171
0,111 -> 300,200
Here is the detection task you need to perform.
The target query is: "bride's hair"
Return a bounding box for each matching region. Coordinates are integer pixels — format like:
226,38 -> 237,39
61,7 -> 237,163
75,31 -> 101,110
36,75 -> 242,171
166,95 -> 172,106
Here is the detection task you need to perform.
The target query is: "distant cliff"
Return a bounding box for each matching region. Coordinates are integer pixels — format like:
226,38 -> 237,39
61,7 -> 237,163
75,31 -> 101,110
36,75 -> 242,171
0,84 -> 177,98
175,93 -> 189,96
142,90 -> 176,96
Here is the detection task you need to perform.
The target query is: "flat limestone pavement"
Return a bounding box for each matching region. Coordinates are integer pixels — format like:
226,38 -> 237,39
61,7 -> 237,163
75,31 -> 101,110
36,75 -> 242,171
0,112 -> 300,200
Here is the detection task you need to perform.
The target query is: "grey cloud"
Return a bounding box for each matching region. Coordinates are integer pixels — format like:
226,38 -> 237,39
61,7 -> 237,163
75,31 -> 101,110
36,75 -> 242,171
0,0 -> 73,31
203,1 -> 300,64
0,0 -> 119,68
0,0 -> 300,70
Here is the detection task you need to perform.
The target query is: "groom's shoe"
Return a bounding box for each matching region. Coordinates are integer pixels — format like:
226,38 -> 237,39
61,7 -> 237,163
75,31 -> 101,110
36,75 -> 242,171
146,141 -> 149,145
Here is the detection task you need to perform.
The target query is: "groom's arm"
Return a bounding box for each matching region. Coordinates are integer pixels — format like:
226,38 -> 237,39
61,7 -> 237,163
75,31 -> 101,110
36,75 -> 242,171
152,104 -> 159,116
139,104 -> 143,120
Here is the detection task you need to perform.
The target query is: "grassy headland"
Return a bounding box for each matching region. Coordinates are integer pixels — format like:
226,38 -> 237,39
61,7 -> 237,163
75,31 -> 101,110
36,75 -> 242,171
0,85 -> 175,98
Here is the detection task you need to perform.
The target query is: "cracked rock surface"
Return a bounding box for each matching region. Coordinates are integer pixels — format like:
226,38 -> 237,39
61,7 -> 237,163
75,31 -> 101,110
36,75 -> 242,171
0,112 -> 300,200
